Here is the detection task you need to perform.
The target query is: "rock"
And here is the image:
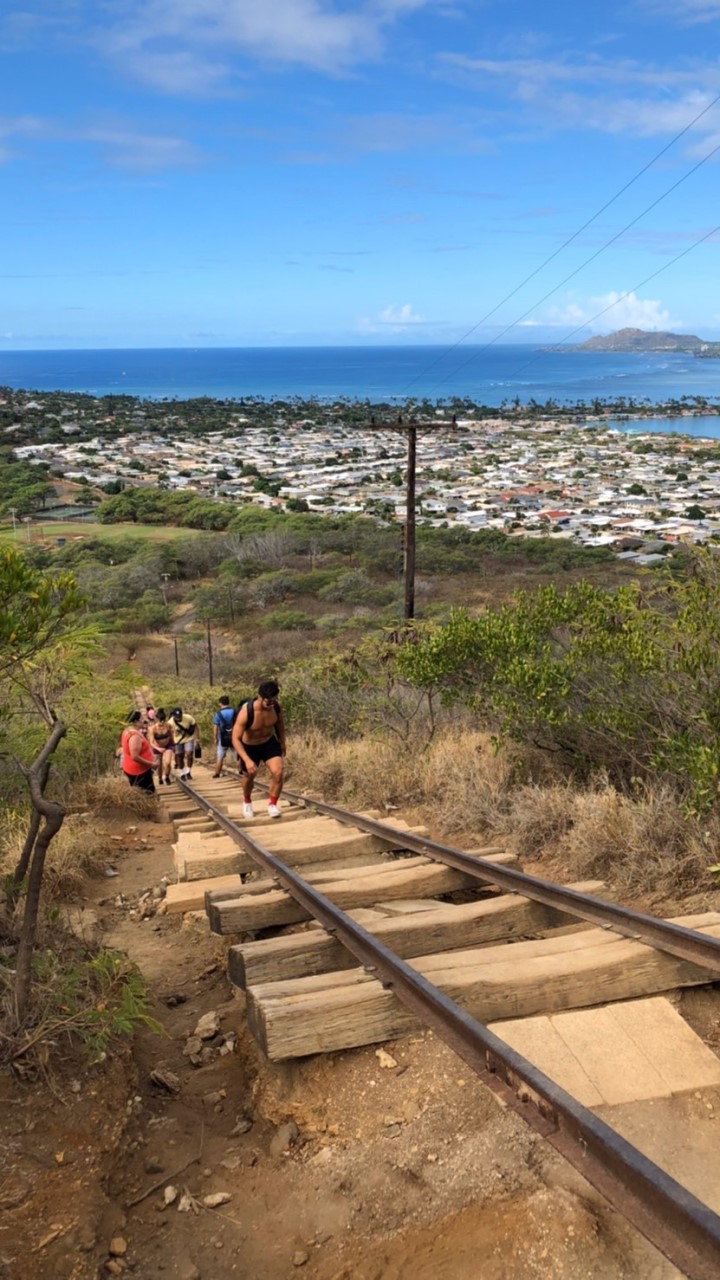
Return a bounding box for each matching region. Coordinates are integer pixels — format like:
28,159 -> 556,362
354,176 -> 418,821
193,1011 -> 220,1041
199,1046 -> 217,1067
177,1191 -> 200,1214
105,1262 -> 124,1276
178,1264 -> 201,1280
144,1157 -> 165,1175
202,1089 -> 226,1107
109,1238 -> 128,1257
150,1067 -> 181,1093
164,992 -> 187,1007
202,1192 -> 232,1208
163,1186 -> 178,1207
230,1116 -> 253,1137
182,1037 -> 203,1059
375,1048 -> 397,1069
270,1121 -> 299,1157
292,1250 -> 309,1267
220,1156 -> 242,1172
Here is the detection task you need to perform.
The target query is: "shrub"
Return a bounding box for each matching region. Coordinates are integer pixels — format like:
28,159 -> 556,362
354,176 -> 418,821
395,550 -> 720,812
260,609 -> 315,631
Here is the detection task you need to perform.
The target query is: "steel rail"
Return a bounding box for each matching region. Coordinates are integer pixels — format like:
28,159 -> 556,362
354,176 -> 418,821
179,778 -> 720,1280
275,786 -> 720,976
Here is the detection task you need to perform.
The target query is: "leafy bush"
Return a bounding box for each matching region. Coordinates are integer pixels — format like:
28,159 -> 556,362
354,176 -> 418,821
395,550 -> 720,812
260,609 -> 315,631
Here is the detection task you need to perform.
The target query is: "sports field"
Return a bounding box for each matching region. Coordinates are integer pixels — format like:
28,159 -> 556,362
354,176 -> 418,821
0,521 -> 202,545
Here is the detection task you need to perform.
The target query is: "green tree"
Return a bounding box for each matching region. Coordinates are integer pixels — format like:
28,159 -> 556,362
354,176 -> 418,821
0,549 -> 95,1024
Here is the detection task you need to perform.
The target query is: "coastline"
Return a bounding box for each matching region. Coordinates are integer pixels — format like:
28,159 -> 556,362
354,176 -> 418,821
4,344 -> 720,407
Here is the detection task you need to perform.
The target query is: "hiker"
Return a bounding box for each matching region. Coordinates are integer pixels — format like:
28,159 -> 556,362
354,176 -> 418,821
169,706 -> 200,781
119,711 -> 157,792
212,694 -> 237,778
148,707 -> 175,785
145,703 -> 157,723
231,679 -> 286,819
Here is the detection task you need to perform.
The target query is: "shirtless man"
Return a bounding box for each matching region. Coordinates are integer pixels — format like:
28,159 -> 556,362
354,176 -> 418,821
231,679 -> 286,819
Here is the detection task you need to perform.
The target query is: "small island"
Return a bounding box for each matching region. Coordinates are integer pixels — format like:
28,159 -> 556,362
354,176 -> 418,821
547,327 -> 720,357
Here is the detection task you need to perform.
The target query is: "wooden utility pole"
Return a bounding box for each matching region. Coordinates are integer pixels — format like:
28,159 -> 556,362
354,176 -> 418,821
403,420 -> 417,621
173,636 -> 180,677
206,618 -> 214,687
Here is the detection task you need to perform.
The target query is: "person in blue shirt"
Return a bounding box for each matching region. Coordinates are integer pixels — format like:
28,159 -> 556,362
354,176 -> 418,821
212,695 -> 237,778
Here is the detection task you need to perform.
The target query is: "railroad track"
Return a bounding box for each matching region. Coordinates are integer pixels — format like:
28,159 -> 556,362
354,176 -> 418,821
159,764 -> 720,1280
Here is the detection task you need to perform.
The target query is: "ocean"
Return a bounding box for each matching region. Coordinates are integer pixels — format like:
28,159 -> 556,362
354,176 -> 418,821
3,345 -> 720,418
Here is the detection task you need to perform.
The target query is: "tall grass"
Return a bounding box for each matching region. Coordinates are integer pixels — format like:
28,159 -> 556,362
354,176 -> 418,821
0,810 -> 115,903
286,729 -> 717,903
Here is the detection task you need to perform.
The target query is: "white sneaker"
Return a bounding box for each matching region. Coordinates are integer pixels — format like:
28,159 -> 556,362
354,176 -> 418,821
267,803 -> 282,819
179,768 -> 187,780
242,802 -> 254,819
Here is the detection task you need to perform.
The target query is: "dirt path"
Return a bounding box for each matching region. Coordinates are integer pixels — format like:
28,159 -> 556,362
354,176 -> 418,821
3,804 -> 689,1280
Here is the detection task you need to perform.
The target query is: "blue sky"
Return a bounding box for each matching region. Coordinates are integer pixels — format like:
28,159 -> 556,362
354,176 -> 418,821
2,0 -> 720,348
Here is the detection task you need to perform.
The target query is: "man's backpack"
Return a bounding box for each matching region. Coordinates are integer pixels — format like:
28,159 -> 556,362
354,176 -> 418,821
218,706 -> 236,748
235,697 -> 281,738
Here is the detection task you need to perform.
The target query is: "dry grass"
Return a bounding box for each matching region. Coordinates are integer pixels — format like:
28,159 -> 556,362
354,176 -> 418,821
288,727 -> 719,904
0,810 -> 115,902
70,773 -> 159,821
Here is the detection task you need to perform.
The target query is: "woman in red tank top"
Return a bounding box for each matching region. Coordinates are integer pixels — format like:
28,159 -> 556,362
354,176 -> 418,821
120,712 -> 157,792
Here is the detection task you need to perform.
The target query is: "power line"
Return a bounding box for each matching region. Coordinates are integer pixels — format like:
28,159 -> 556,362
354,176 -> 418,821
401,90 -> 720,396
506,222 -> 720,386
425,130 -> 720,396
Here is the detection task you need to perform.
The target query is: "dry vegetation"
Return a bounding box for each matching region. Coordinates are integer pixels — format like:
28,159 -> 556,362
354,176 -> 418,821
0,810 -> 115,903
1,778 -> 157,909
70,774 -> 160,822
287,727 -> 718,904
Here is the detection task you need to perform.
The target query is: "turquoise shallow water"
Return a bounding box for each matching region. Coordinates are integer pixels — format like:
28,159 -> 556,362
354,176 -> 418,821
2,345 -> 720,426
608,415 -> 720,438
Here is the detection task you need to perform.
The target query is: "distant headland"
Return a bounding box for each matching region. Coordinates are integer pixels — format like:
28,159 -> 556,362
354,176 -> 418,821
546,327 -> 720,357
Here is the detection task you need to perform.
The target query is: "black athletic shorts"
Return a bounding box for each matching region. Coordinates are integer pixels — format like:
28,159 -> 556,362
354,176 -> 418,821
124,769 -> 156,793
238,735 -> 282,772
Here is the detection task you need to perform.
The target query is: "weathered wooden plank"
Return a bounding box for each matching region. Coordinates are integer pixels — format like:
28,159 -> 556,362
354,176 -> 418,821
175,848 -> 245,882
206,848 -> 515,915
165,873 -> 244,914
228,881 -> 606,987
208,862 -> 492,933
225,806 -> 309,826
246,914 -> 720,1059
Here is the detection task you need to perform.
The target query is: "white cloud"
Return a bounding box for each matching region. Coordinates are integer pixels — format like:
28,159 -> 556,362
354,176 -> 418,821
379,303 -> 424,324
358,302 -> 426,332
439,51 -> 720,146
641,0 -> 720,21
100,0 -> 443,91
0,114 -> 203,172
543,290 -> 676,332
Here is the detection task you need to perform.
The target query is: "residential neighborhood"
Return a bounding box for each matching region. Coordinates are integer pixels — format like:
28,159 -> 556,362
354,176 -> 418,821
5,388 -> 720,562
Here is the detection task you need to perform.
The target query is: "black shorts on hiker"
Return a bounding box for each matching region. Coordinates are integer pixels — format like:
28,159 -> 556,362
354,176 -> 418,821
124,769 -> 156,793
238,736 -> 282,772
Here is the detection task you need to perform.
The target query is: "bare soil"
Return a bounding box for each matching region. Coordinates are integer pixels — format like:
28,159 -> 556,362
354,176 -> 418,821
1,806 -> 706,1280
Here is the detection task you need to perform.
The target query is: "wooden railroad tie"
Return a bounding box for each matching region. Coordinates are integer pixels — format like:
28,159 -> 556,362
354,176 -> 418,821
244,912 -> 720,1060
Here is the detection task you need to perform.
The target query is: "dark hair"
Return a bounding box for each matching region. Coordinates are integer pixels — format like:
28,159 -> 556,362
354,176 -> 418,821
127,710 -> 142,724
219,695 -> 230,706
146,703 -> 154,710
156,707 -> 167,720
258,679 -> 279,699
